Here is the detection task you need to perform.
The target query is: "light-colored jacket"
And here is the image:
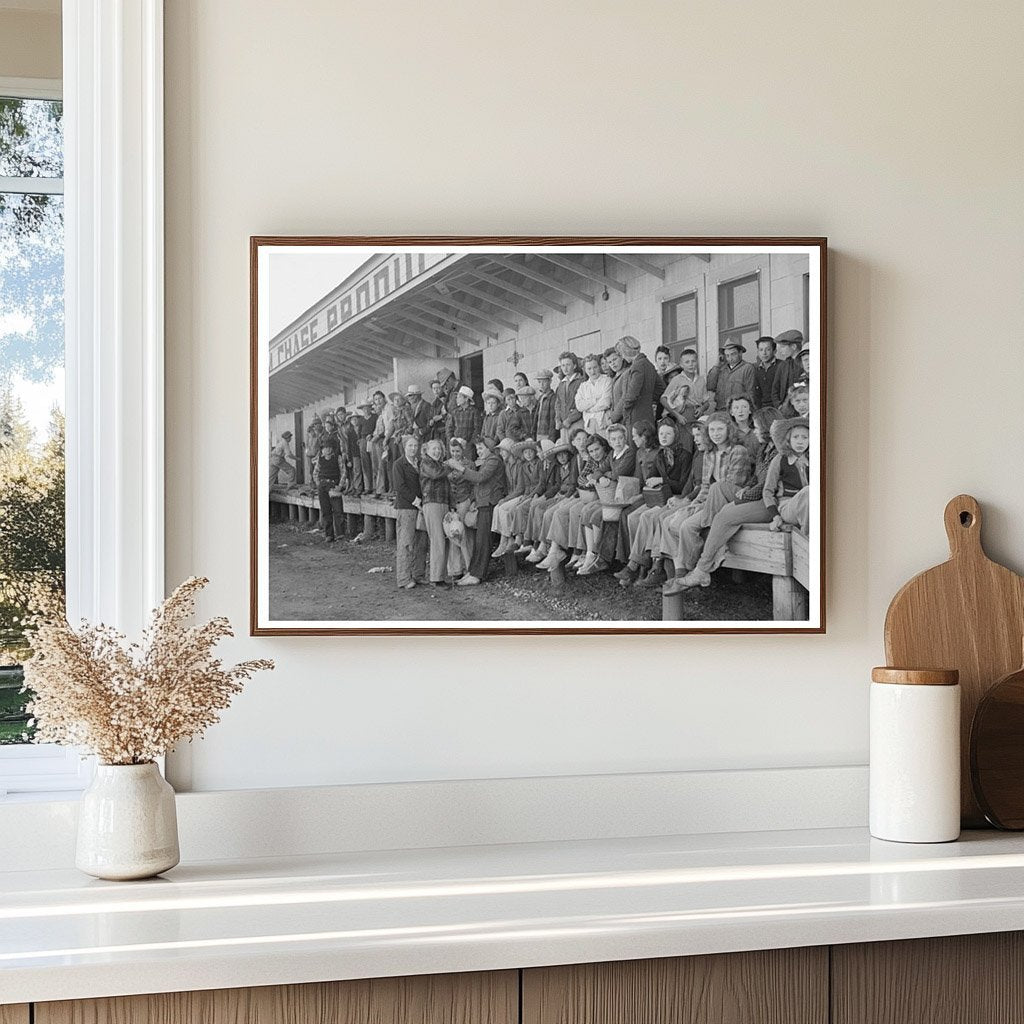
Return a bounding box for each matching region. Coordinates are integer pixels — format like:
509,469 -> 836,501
574,375 -> 613,436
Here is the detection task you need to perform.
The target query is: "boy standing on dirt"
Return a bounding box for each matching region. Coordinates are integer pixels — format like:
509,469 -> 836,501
314,438 -> 345,543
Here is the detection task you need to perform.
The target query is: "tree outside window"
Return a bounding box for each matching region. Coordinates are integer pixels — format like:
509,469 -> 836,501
0,94 -> 65,745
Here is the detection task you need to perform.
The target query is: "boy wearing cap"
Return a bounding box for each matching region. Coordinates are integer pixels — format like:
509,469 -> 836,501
533,369 -> 557,442
516,385 -> 537,435
314,437 -> 344,543
480,390 -> 503,445
496,388 -> 531,443
446,386 -> 481,448
770,330 -> 803,409
710,340 -> 756,410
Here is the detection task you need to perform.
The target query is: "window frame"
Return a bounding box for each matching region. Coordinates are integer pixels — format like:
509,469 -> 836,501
716,272 -> 761,354
0,0 -> 165,797
0,75 -> 83,795
660,291 -> 699,366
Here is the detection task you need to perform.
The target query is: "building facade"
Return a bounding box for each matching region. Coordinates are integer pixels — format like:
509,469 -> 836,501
268,249 -> 812,464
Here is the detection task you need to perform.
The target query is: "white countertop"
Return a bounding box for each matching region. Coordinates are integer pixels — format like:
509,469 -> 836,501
4,826 -> 1024,1004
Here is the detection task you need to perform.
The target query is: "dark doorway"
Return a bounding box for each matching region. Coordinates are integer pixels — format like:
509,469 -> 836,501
459,352 -> 485,410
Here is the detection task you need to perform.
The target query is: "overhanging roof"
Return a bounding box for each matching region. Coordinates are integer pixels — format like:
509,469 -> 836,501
267,251 -> 674,414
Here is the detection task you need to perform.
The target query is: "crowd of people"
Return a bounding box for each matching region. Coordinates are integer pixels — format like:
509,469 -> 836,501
273,328 -> 812,603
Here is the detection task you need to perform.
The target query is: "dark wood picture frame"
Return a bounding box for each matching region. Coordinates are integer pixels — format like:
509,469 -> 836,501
250,236 -> 827,636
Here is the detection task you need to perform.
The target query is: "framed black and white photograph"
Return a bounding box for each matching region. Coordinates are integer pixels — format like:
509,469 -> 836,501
251,237 -> 826,635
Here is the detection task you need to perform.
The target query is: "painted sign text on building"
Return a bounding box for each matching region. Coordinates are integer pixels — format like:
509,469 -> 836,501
269,252 -> 452,371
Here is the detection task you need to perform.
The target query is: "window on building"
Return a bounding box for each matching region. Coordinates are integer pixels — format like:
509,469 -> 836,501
717,273 -> 760,354
0,92 -> 65,752
661,293 -> 698,365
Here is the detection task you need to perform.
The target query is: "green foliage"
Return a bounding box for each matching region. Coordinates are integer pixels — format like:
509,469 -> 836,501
0,391 -> 65,670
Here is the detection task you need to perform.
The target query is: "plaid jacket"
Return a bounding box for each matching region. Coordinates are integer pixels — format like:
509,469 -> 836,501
445,405 -> 481,447
533,391 -> 557,440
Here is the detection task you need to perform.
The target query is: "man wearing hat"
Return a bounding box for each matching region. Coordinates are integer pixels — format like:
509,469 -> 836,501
771,329 -> 803,409
516,385 -> 538,437
710,339 -> 756,410
533,368 -> 557,442
608,335 -> 660,431
446,385 -> 480,448
269,430 -> 296,485
436,367 -> 460,416
405,383 -> 431,443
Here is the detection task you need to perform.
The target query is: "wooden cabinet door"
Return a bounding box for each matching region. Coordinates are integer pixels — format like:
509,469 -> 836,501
0,1007 -> 30,1024
36,971 -> 517,1024
523,948 -> 828,1024
832,932 -> 1024,1024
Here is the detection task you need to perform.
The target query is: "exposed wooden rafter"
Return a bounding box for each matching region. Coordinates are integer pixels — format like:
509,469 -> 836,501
404,300 -> 499,340
457,269 -> 567,314
535,254 -> 627,293
456,284 -> 544,324
486,256 -> 595,305
417,295 -> 518,332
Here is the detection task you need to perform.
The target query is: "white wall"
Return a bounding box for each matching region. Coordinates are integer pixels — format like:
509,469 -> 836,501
0,7 -> 61,81
164,1 -> 1024,792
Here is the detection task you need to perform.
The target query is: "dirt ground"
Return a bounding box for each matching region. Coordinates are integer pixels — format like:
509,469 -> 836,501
268,521 -> 773,623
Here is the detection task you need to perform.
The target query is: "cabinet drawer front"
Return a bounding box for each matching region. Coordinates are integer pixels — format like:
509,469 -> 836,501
833,933 -> 1024,1024
0,1007 -> 30,1024
35,971 -> 518,1024
523,949 -> 828,1024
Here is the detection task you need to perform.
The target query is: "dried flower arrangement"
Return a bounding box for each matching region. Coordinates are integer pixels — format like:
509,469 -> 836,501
23,577 -> 273,765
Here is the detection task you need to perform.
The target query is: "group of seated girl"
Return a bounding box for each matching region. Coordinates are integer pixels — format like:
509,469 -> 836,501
479,380 -> 810,597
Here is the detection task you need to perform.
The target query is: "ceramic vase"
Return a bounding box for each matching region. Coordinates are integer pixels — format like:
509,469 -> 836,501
76,762 -> 180,880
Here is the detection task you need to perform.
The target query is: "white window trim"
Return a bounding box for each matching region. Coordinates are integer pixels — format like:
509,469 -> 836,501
0,76 -> 62,101
0,2 -> 165,797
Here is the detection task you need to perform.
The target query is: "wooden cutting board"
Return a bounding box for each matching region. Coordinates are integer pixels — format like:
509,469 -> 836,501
884,494 -> 1024,826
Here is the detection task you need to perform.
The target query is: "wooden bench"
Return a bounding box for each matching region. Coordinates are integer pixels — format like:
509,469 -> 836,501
270,493 -> 811,617
662,523 -> 811,622
269,490 -> 419,543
